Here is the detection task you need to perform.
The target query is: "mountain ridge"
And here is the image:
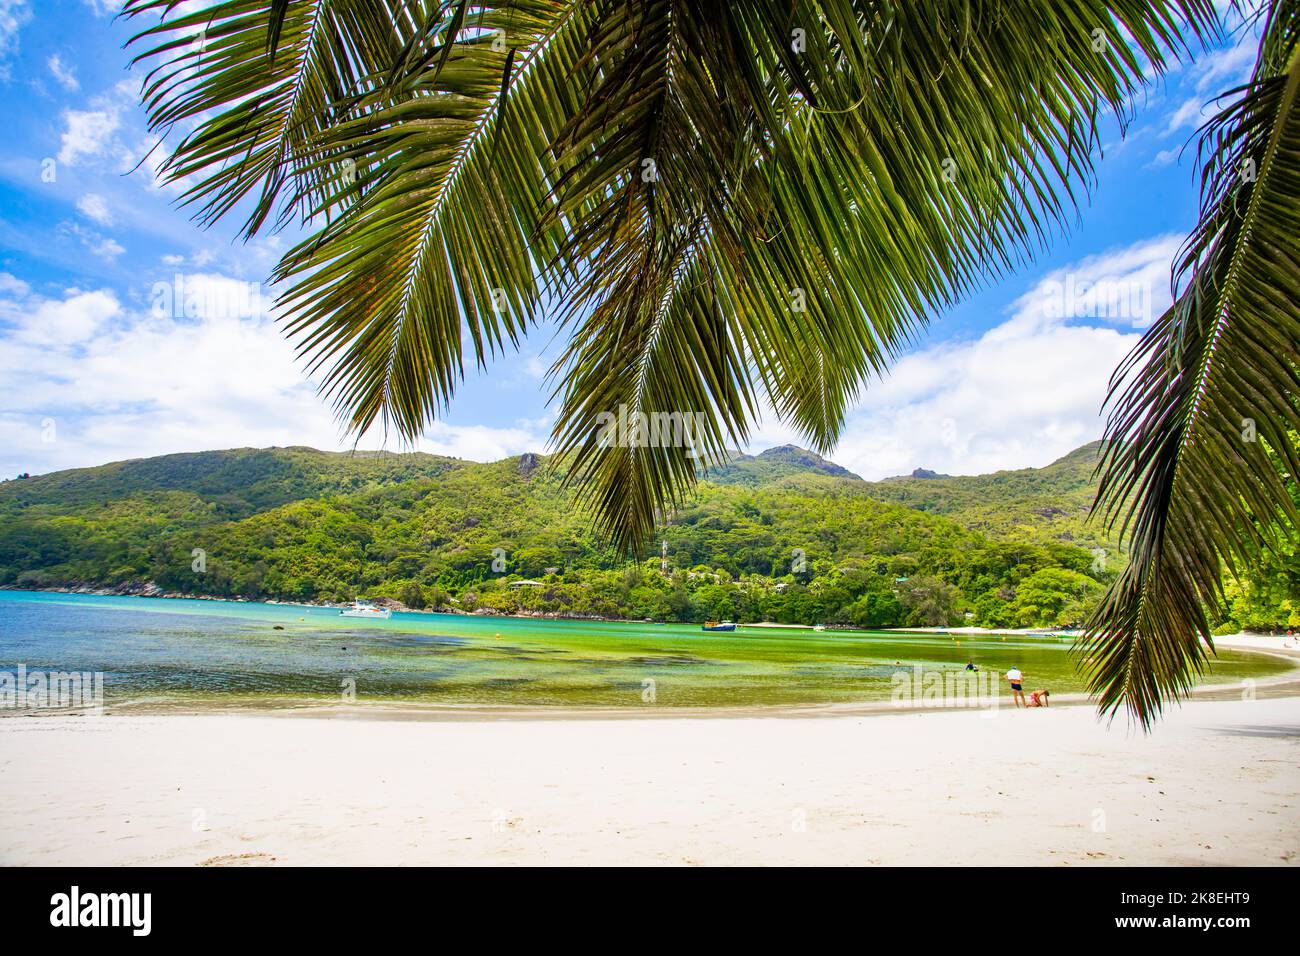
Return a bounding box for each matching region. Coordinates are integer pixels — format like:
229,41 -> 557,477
1,440 -> 1114,553
4,440 -> 1101,496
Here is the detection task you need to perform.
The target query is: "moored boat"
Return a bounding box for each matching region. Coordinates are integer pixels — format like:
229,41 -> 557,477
701,620 -> 737,632
340,599 -> 392,620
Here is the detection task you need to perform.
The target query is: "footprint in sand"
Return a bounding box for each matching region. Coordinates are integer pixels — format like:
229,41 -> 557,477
198,851 -> 277,867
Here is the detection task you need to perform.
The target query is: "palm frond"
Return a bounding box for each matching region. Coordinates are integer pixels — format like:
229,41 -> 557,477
272,0 -> 588,439
125,0 -> 437,234
1082,0 -> 1300,727
550,0 -> 1221,551
126,0 -> 1223,555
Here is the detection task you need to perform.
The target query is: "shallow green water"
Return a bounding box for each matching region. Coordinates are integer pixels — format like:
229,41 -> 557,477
0,590 -> 1290,710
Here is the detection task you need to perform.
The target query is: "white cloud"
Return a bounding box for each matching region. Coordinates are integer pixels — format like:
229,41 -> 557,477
0,1 -> 30,75
47,53 -> 78,91
58,107 -> 120,165
0,277 -> 551,477
1190,39 -> 1257,95
90,236 -> 126,261
762,236 -> 1184,481
416,422 -> 549,462
1161,41 -> 1258,136
1,287 -> 121,346
1126,33 -> 1262,166
523,353 -> 547,379
0,272 -> 30,297
76,192 -> 112,225
1150,147 -> 1181,168
54,80 -> 146,173
60,221 -> 126,262
1163,95 -> 1213,136
50,79 -> 231,211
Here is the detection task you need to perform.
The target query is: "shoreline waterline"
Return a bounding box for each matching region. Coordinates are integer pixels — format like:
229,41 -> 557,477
0,585 -> 1081,633
8,660 -> 1298,722
3,588 -> 1295,717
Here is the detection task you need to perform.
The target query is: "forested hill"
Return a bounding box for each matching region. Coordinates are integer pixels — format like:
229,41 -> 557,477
0,443 -> 1122,628
708,441 -> 1112,552
865,442 -> 1113,552
0,447 -> 463,519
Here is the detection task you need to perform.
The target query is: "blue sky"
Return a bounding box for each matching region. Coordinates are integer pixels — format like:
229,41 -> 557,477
0,0 -> 1261,480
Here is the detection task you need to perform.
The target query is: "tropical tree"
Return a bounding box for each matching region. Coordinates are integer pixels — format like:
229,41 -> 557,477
1083,0 -> 1300,726
125,1 -> 1240,720
897,575 -> 958,626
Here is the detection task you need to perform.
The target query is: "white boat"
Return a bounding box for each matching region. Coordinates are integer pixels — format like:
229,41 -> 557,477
340,599 -> 391,620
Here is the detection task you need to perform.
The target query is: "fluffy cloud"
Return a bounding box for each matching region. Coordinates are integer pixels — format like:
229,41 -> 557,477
58,107 -> 120,165
90,236 -> 125,261
416,421 -> 551,462
76,192 -> 112,225
54,80 -> 150,173
760,236 -> 1185,481
47,53 -> 78,91
0,275 -> 550,478
0,272 -> 29,296
2,287 -> 120,346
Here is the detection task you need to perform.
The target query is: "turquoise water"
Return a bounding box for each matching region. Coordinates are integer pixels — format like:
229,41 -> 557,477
0,589 -> 1287,710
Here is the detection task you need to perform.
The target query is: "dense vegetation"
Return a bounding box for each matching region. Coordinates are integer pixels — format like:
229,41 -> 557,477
851,442 -> 1121,555
0,442 -> 1291,630
1214,440 -> 1300,635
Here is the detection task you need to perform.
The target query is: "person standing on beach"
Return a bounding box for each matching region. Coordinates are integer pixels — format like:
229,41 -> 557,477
1006,666 -> 1026,707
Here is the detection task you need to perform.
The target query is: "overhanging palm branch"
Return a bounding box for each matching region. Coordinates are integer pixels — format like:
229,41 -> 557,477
126,0 -> 1219,554
1082,0 -> 1300,727
128,0 -> 427,234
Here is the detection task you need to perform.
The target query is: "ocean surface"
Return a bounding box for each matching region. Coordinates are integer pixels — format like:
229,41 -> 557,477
0,589 -> 1288,711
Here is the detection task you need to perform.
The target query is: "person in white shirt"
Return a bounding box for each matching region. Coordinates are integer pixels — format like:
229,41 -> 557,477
1005,666 -> 1026,707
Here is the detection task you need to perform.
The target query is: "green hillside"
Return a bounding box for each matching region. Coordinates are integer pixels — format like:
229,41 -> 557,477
0,446 -> 462,520
713,442 -> 1117,556
0,443 -> 1125,629
861,442 -> 1119,556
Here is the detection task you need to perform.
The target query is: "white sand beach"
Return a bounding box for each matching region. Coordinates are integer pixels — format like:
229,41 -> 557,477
2,694 -> 1297,866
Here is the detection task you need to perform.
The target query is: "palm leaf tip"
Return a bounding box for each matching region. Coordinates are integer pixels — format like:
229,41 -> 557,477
1083,0 -> 1300,727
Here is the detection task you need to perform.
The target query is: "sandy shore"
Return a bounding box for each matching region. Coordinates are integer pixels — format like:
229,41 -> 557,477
1215,632 -> 1300,651
2,695 -> 1297,866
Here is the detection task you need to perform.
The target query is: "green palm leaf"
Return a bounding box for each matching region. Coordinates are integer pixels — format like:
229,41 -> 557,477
126,0 -> 429,234
546,0 -> 1220,551
127,0 -> 1221,556
272,1 -> 590,438
1082,0 -> 1300,727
